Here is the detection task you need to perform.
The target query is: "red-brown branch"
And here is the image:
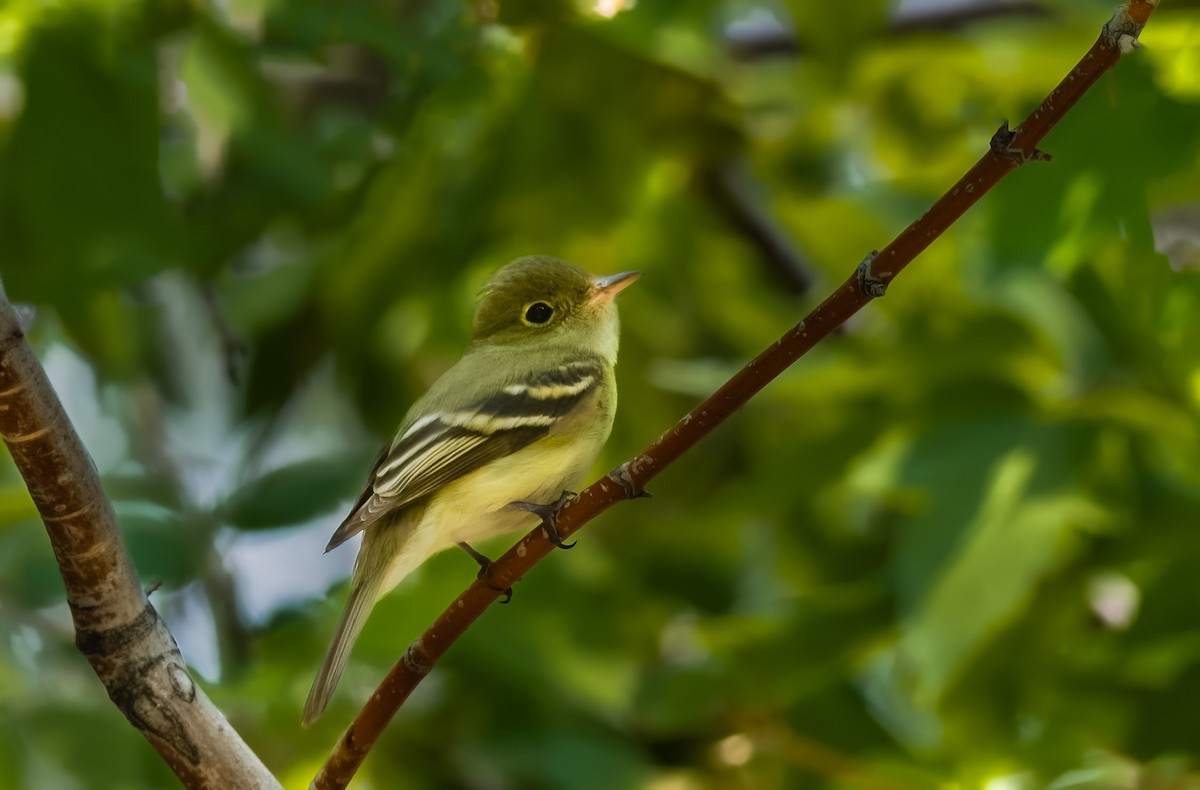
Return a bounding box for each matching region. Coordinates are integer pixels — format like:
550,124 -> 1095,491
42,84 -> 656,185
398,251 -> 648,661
314,3 -> 1159,786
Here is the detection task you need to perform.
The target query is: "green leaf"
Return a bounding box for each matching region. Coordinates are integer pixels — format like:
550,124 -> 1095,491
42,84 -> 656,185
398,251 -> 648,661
120,508 -> 202,587
0,10 -> 184,303
0,525 -> 66,608
223,456 -> 366,531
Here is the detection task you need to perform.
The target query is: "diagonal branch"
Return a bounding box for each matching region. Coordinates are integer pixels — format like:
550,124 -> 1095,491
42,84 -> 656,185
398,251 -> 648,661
0,299 -> 281,789
313,2 -> 1159,786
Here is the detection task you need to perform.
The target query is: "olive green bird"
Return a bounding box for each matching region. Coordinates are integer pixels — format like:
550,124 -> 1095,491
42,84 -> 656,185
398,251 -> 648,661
303,256 -> 639,725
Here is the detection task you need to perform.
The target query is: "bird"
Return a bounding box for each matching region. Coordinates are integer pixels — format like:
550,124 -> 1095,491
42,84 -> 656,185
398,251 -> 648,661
302,255 -> 639,725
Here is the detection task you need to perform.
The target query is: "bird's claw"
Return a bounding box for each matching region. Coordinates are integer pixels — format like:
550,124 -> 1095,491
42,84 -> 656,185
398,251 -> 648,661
457,541 -> 513,603
510,490 -> 577,549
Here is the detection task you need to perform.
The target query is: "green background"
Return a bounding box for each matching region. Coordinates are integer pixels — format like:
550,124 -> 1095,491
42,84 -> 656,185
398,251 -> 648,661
1,0 -> 1199,787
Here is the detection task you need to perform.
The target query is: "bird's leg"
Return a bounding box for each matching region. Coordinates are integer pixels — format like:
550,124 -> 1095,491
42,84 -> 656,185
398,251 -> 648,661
457,542 -> 512,604
510,490 -> 577,549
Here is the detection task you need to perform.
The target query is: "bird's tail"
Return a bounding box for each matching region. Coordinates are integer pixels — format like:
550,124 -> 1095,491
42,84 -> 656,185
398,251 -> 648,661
302,517 -> 436,727
301,568 -> 382,727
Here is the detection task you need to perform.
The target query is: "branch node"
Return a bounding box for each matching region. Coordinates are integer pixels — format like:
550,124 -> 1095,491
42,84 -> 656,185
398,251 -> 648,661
1102,4 -> 1150,53
110,651 -> 202,765
989,121 -> 1052,164
75,601 -> 158,657
609,460 -> 652,499
855,252 -> 888,298
401,638 -> 433,676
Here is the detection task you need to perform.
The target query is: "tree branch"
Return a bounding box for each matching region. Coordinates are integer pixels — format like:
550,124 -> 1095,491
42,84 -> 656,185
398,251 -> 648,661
314,2 -> 1160,787
0,299 -> 281,789
726,1 -> 1051,61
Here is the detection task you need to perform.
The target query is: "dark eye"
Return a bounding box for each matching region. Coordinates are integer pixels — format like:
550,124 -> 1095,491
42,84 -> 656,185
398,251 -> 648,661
524,302 -> 554,324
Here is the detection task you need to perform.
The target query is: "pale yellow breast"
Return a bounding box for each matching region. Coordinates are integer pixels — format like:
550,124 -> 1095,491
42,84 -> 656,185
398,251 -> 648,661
437,429 -> 606,546
393,362 -> 616,586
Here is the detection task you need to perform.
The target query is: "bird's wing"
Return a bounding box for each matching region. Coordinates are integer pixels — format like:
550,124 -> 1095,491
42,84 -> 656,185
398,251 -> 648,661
324,356 -> 604,551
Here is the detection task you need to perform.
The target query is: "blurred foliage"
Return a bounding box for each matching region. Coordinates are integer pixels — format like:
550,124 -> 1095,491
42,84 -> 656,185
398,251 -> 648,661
1,0 -> 1200,788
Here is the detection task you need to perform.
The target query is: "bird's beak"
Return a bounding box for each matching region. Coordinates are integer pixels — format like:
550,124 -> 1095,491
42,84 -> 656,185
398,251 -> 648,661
589,271 -> 641,304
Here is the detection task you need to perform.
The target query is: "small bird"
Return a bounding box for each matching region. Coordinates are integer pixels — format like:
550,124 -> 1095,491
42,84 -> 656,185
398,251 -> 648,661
302,255 -> 639,725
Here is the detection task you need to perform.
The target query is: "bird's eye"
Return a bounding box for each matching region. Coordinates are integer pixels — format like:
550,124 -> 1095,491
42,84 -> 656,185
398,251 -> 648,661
524,302 -> 554,324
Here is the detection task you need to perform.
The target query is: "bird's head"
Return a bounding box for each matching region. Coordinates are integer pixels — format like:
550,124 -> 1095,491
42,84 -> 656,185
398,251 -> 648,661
471,256 -> 639,361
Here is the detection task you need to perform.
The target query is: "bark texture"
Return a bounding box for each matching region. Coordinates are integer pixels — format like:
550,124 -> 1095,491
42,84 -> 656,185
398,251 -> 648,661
0,299 -> 281,790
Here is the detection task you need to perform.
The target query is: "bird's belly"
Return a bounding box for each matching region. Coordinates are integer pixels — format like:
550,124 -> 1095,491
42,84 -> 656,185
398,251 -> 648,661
431,435 -> 604,547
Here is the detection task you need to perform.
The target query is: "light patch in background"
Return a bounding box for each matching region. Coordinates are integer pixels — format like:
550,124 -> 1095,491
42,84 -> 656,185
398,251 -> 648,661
659,609 -> 709,666
163,580 -> 221,682
592,0 -> 633,19
1045,751 -> 1141,790
41,343 -> 129,473
714,733 -> 755,767
1142,15 -> 1200,100
169,520 -> 355,681
0,9 -> 26,59
1152,203 -> 1200,273
1088,572 -> 1140,631
724,5 -> 785,42
896,0 -> 1024,14
224,519 -> 356,626
0,69 -> 21,120
983,773 -> 1033,790
645,774 -> 702,790
9,624 -> 43,673
858,648 -> 944,752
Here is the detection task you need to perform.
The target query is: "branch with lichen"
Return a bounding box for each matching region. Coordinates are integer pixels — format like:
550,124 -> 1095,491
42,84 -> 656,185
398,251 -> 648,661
0,298 -> 281,790
312,2 -> 1160,787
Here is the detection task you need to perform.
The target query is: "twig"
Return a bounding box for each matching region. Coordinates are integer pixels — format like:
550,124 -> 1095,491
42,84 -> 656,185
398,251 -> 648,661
695,158 -> 814,295
199,282 -> 247,385
0,300 -> 281,789
313,3 -> 1159,786
726,1 -> 1051,61
737,714 -> 921,790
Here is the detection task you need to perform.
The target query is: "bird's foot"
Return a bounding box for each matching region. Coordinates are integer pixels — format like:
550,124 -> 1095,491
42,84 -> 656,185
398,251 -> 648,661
457,541 -> 512,603
510,490 -> 577,549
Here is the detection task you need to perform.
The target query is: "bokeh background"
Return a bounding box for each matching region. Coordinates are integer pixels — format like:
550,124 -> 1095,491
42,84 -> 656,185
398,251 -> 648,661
2,0 -> 1200,787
